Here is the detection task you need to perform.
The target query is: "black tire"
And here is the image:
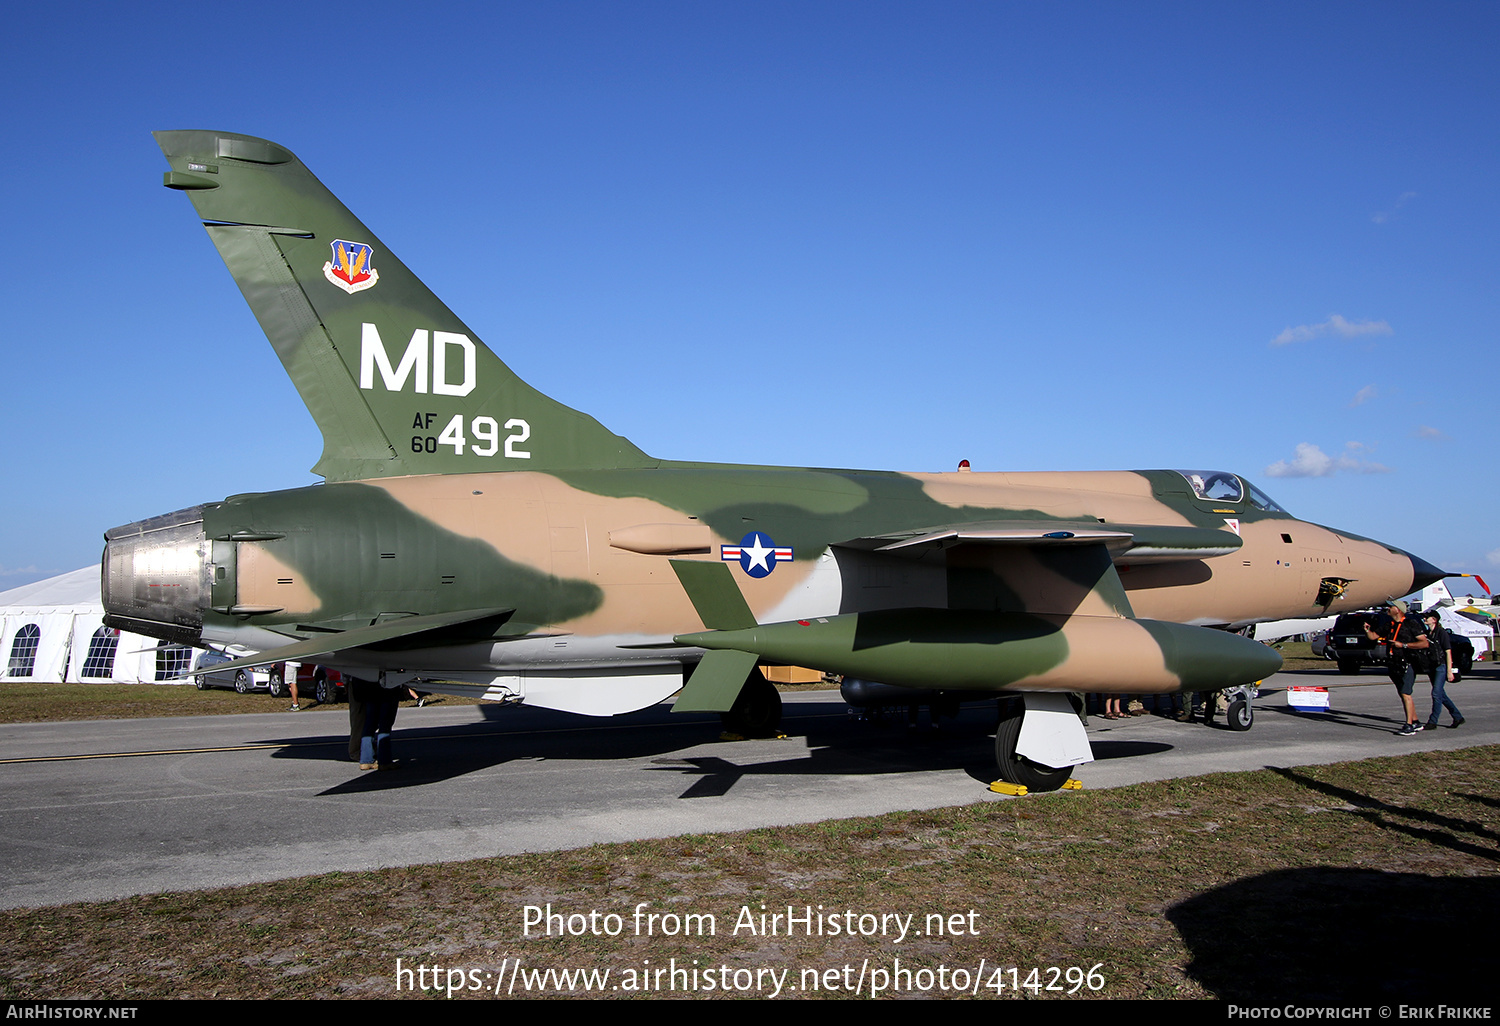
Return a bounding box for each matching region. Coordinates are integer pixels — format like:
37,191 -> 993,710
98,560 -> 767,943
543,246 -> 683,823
1456,651 -> 1473,674
267,671 -> 286,699
719,670 -> 782,737
233,670 -> 250,695
195,675 -> 207,690
1226,697 -> 1253,731
1336,658 -> 1359,676
315,674 -> 336,705
993,706 -> 1073,792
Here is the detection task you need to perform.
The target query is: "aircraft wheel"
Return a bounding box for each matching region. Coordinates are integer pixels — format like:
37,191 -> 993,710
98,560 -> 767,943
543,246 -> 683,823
1336,658 -> 1359,675
234,671 -> 250,695
720,670 -> 782,737
195,675 -> 206,690
993,705 -> 1073,793
267,671 -> 286,699
1226,697 -> 1253,731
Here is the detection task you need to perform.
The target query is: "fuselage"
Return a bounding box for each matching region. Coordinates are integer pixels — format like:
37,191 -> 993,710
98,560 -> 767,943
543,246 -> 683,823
102,464 -> 1427,679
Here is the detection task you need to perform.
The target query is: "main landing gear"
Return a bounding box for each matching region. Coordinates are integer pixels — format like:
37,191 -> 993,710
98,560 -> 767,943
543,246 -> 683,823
992,693 -> 1091,793
720,669 -> 783,738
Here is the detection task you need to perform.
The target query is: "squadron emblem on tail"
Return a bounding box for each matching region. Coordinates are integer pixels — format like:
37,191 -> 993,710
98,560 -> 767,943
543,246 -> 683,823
324,239 -> 379,294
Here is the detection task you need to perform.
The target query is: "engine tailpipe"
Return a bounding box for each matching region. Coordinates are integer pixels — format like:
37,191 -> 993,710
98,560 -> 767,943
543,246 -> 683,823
101,506 -> 208,646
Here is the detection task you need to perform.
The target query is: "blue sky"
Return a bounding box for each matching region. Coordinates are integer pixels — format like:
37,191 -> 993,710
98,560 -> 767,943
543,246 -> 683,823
2,2 -> 1496,590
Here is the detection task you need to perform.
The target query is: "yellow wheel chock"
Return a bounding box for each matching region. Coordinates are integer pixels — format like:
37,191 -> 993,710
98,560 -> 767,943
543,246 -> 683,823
988,778 -> 1083,795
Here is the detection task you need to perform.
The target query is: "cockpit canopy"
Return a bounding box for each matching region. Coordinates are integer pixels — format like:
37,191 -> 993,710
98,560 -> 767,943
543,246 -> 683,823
1175,470 -> 1287,514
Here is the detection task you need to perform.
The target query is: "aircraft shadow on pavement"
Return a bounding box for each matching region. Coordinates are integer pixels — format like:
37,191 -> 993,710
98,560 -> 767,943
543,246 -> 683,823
249,701 -> 1171,797
1088,739 -> 1174,762
304,701 -> 1008,796
647,735 -> 1176,797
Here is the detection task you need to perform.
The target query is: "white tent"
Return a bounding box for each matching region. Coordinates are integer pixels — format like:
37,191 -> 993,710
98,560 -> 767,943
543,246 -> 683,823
1433,605 -> 1494,660
1417,580 -> 1495,660
0,566 -> 197,684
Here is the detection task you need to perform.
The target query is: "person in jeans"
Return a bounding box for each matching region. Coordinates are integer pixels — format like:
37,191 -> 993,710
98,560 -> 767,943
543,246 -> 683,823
349,676 -> 401,769
1420,610 -> 1465,730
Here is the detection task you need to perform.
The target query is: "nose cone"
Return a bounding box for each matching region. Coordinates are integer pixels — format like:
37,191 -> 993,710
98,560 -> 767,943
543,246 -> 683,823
1400,549 -> 1448,594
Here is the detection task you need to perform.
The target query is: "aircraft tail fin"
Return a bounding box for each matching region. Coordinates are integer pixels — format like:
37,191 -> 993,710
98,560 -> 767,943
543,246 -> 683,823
1419,580 -> 1455,609
154,130 -> 655,481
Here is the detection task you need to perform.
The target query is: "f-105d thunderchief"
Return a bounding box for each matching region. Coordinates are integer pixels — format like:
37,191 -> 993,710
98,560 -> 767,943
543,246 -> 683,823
103,131 -> 1444,790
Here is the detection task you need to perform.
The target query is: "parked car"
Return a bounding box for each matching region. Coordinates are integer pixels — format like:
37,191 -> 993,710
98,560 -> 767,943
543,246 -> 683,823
1446,634 -> 1476,677
296,664 -> 347,704
192,651 -> 287,694
1314,612 -> 1386,675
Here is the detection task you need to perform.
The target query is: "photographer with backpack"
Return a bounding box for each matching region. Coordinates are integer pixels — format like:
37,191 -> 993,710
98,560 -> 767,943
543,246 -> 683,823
1365,600 -> 1430,736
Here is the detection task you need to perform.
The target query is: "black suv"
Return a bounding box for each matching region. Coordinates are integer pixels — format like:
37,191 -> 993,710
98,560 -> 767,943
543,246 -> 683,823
1319,612 -> 1386,675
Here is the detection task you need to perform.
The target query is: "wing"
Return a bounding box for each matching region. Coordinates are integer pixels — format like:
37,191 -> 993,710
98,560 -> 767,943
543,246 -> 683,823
174,607 -> 517,678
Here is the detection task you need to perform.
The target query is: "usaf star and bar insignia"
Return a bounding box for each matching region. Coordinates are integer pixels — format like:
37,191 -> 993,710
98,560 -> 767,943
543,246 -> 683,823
722,532 -> 793,578
324,239 -> 380,294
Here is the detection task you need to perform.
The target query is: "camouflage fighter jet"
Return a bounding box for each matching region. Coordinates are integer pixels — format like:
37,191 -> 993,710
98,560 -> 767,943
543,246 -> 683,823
102,131 -> 1443,791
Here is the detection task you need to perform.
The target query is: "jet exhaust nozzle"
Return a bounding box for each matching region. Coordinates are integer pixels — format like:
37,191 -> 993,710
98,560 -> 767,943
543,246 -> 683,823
101,506 -> 208,647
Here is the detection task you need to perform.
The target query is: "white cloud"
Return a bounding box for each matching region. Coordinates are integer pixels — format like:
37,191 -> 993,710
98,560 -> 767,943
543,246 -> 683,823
1372,191 -> 1417,224
1415,424 -> 1447,440
1488,549 -> 1500,568
1349,384 -> 1378,407
0,563 -> 41,577
1270,314 -> 1393,347
1264,442 -> 1390,478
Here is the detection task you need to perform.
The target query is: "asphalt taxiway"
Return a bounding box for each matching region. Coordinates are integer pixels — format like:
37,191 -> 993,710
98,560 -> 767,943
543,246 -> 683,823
1,667 -> 1494,909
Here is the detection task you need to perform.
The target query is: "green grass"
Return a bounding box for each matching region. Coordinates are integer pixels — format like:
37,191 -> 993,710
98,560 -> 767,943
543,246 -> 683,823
1266,639 -> 1336,671
0,681 -> 471,723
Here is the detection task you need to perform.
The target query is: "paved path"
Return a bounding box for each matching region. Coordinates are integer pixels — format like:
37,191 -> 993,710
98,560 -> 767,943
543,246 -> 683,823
0,667 -> 1493,908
